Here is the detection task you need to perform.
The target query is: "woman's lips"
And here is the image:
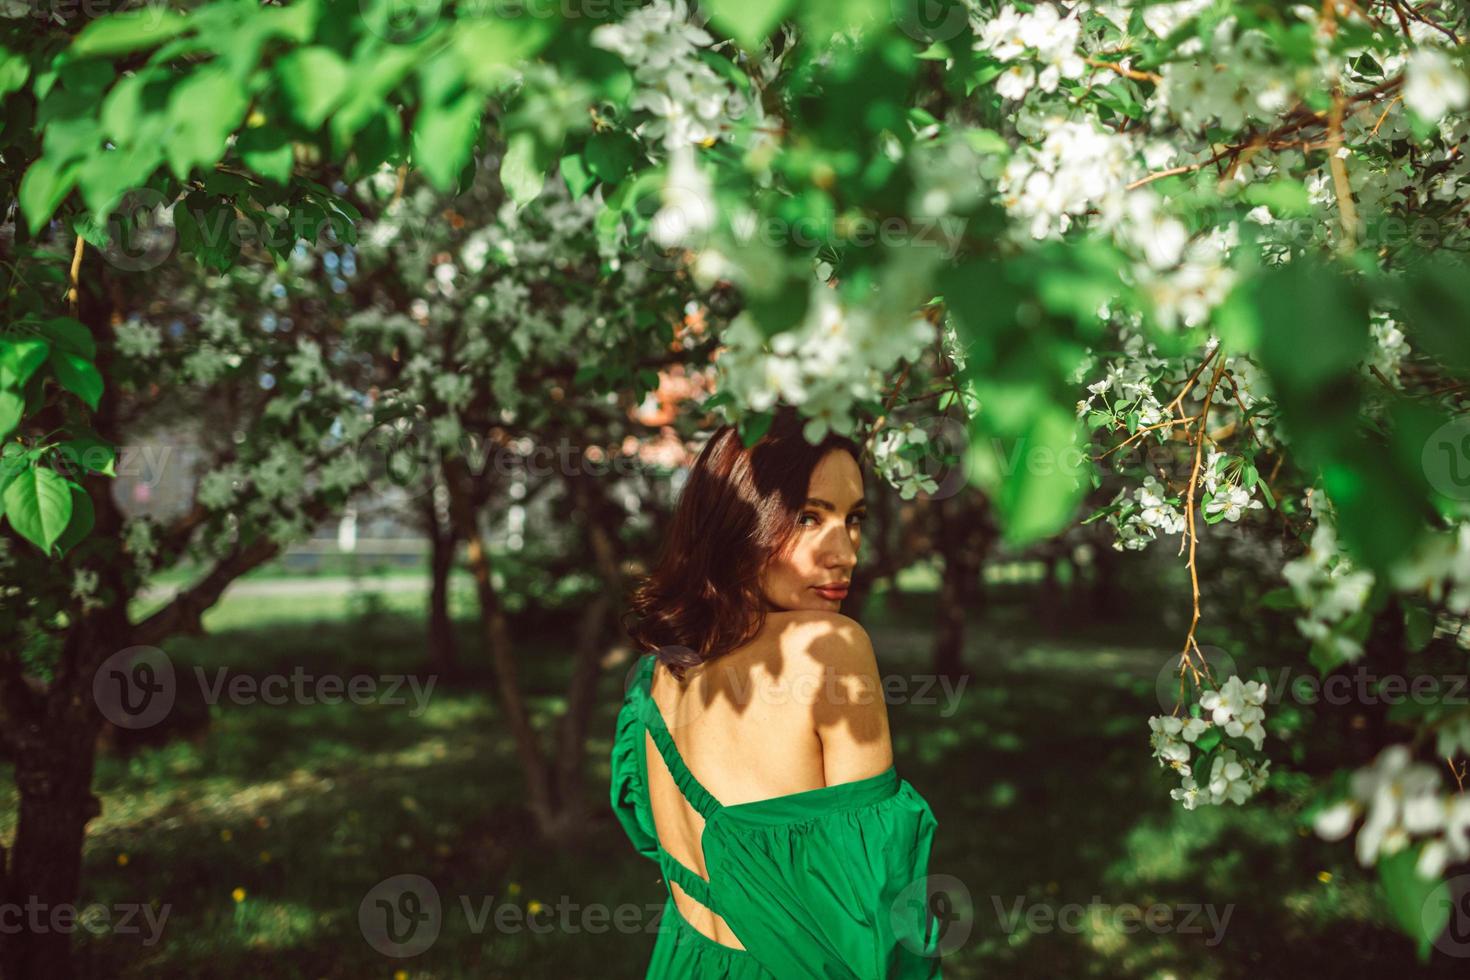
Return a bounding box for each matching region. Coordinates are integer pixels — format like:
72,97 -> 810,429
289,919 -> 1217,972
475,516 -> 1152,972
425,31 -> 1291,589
813,584 -> 849,601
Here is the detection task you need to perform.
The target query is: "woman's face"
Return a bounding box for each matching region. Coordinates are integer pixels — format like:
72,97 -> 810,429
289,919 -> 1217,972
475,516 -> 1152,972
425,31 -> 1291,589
758,448 -> 866,612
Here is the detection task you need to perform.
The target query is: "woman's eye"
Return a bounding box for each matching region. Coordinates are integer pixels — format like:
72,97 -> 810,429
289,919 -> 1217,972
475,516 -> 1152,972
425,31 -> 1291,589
798,512 -> 819,526
849,513 -> 866,526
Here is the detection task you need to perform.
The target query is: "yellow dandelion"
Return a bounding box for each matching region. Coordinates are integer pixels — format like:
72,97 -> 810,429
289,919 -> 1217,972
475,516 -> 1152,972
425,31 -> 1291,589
1317,871 -> 1333,884
527,900 -> 544,915
394,972 -> 409,980
507,881 -> 522,897
232,887 -> 247,903
116,853 -> 129,867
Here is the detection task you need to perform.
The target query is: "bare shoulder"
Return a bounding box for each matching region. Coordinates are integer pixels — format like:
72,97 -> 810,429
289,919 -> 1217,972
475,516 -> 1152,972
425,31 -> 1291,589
764,610 -> 878,677
764,611 -> 893,781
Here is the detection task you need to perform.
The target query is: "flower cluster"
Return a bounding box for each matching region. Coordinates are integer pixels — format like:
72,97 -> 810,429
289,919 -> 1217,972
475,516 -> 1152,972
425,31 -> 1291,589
1149,674 -> 1272,811
1107,475 -> 1186,551
714,272 -> 937,444
974,3 -> 1091,101
870,421 -> 944,501
1281,491 -> 1376,663
996,115 -> 1137,240
1200,675 -> 1268,750
1200,449 -> 1265,524
590,0 -> 752,150
1314,745 -> 1470,878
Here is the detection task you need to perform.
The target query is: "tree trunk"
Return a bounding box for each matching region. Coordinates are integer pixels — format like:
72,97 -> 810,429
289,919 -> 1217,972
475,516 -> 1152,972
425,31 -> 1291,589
548,590 -> 612,840
1,270 -> 127,978
931,494 -> 993,680
424,496 -> 458,675
441,456 -> 558,827
1,603 -> 123,980
551,473 -> 623,841
933,545 -> 979,681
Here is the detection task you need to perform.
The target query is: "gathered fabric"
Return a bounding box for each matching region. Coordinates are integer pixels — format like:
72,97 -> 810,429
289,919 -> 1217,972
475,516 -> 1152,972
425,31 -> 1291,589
610,654 -> 945,978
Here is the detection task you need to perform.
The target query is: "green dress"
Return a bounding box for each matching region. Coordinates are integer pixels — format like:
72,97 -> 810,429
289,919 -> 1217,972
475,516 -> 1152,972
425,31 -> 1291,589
610,654 -> 944,978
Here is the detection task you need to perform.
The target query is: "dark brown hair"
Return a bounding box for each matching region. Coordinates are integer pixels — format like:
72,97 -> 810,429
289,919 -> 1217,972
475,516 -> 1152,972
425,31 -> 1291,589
623,404 -> 864,681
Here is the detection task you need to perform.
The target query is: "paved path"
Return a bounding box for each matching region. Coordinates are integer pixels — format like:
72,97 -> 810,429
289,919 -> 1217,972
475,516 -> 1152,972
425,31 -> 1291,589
139,574 -> 465,602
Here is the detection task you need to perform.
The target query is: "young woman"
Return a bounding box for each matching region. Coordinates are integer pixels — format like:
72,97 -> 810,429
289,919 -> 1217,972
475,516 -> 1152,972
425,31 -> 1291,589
611,406 -> 943,978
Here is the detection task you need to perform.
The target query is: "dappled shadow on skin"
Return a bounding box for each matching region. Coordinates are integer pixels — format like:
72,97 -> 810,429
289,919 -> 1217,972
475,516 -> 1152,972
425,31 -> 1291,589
639,610 -> 897,947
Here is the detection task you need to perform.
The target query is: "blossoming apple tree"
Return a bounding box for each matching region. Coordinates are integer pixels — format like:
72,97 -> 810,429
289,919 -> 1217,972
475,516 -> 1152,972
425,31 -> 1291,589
5,0 -> 1470,969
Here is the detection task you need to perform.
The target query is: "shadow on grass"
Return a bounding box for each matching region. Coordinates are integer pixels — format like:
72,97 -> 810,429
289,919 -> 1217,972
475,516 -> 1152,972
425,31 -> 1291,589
0,590 -> 1461,978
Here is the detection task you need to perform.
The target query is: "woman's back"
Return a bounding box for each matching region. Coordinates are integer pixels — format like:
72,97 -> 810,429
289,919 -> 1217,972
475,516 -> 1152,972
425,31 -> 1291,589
611,610 -> 942,977
645,609 -> 895,947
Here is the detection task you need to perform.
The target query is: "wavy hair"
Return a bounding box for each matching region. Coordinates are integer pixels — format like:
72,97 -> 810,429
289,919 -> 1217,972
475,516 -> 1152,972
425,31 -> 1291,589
623,405 -> 864,681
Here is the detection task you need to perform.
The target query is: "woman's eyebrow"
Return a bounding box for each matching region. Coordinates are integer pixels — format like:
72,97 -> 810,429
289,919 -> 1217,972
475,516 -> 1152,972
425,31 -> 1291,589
804,496 -> 868,511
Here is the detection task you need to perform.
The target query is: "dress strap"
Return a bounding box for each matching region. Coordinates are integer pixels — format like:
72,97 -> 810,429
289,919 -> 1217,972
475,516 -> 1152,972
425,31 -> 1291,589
640,658 -> 725,821
658,849 -> 718,911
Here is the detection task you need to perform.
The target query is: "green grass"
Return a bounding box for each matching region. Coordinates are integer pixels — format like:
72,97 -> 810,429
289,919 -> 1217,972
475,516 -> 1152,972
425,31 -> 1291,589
0,584 -> 1458,978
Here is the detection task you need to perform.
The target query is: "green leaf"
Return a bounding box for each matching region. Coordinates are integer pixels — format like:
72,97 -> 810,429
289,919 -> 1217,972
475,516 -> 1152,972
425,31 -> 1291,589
705,0 -> 792,49
55,436 -> 116,477
1254,258 -> 1370,394
1396,254 -> 1470,380
968,405 -> 1088,547
174,199 -> 241,271
53,482 -> 95,555
0,391 -> 22,440
77,141 -> 164,218
559,153 -> 593,199
164,66 -> 249,181
19,156 -> 80,235
49,350 -> 104,410
413,92 -> 484,193
0,339 -> 49,388
499,130 -> 544,207
1260,587 -> 1297,611
1378,845 -> 1450,963
1255,475 -> 1276,509
585,131 -> 636,185
1192,747 -> 1217,785
1193,726 -> 1222,753
3,466 -> 73,554
738,410 -> 774,446
0,49 -> 30,100
238,126 -> 295,185
72,10 -> 190,56
38,317 -> 95,358
275,47 -> 350,130
1404,604 -> 1434,653
1242,179 -> 1312,218
451,16 -> 554,91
